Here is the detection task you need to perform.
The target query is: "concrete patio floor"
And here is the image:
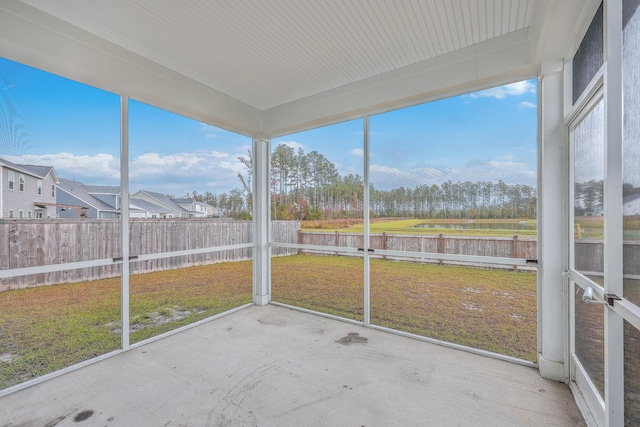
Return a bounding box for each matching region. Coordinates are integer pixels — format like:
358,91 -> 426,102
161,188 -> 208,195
0,304 -> 585,426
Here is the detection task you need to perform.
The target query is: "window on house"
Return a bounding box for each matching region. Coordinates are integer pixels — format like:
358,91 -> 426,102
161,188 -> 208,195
27,210 -> 32,218
19,174 -> 25,192
8,171 -> 14,190
18,210 -> 24,218
35,211 -> 43,218
37,180 -> 42,195
8,209 -> 14,218
51,184 -> 55,197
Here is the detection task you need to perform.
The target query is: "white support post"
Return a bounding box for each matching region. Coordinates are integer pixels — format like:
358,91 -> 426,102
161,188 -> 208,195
604,1 -> 624,425
363,115 -> 370,326
253,135 -> 270,305
120,96 -> 130,350
537,61 -> 567,382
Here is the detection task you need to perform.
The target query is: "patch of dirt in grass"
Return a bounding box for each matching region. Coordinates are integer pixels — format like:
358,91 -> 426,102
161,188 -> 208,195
272,254 -> 537,361
492,291 -> 514,299
0,260 -> 252,390
108,306 -> 206,334
0,353 -> 16,363
461,302 -> 483,311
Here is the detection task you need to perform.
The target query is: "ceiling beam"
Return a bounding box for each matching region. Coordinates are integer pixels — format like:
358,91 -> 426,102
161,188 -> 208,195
261,29 -> 537,137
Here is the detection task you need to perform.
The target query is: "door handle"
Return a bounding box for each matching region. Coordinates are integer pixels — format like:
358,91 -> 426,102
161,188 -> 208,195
582,287 -> 622,306
582,287 -> 607,305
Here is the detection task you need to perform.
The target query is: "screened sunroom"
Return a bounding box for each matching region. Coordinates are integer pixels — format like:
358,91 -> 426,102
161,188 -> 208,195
0,1 -> 639,426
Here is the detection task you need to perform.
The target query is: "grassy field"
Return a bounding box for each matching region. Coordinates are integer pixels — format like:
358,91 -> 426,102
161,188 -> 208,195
0,261 -> 252,390
302,218 -> 538,237
271,254 -> 537,361
1,254 -> 537,390
575,215 -> 640,240
574,281 -> 640,425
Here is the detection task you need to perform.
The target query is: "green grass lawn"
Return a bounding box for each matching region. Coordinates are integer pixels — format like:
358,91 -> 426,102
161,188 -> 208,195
0,261 -> 252,390
303,218 -> 538,237
1,254 -> 536,391
272,254 -> 537,361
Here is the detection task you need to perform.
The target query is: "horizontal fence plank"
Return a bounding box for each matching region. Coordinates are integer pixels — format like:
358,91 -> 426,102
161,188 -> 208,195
0,219 -> 299,291
2,218 -> 623,290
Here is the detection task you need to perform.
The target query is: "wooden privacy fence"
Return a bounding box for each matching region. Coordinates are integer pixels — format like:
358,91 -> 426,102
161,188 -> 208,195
4,217 -> 633,290
0,219 -> 298,291
297,231 -> 537,268
297,231 -> 640,275
574,240 -> 640,278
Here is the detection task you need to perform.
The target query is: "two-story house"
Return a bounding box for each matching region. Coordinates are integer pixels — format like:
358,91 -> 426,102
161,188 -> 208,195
0,157 -> 59,219
623,193 -> 640,216
56,178 -> 119,219
131,190 -> 189,218
55,179 -> 195,219
172,197 -> 219,218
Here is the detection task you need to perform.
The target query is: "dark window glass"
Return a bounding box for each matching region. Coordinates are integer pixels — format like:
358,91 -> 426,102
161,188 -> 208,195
573,3 -> 603,104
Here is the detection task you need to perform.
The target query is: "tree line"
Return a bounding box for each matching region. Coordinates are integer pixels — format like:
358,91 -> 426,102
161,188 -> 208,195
182,143 -> 538,220
574,180 -> 640,216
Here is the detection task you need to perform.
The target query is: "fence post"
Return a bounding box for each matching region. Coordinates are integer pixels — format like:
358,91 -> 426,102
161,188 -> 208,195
512,234 -> 518,272
382,231 -> 387,261
437,233 -> 444,266
335,231 -> 339,256
297,230 -> 302,255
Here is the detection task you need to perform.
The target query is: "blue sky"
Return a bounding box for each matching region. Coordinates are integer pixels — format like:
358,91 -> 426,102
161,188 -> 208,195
274,80 -> 538,190
0,57 -> 537,196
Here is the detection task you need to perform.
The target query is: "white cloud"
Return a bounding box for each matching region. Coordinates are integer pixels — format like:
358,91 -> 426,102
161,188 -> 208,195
21,149 -> 251,195
23,152 -> 120,180
350,148 -> 364,157
370,164 -> 445,189
518,101 -> 537,109
199,123 -> 220,139
370,156 -> 536,190
130,150 -> 239,179
129,150 -> 248,195
456,159 -> 536,184
469,81 -> 536,100
277,140 -> 305,152
487,160 -> 528,170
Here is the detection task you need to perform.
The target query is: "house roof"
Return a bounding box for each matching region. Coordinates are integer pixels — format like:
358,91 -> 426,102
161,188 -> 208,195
129,197 -> 168,214
172,198 -> 195,205
83,185 -> 121,195
133,190 -> 188,215
0,1 -> 600,137
623,193 -> 640,204
0,157 -> 59,182
56,178 -> 118,212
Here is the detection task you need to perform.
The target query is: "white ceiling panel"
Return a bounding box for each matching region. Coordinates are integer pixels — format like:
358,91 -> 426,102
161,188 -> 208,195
20,0 -> 538,111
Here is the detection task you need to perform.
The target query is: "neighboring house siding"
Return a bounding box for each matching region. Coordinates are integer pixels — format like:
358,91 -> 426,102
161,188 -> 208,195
132,191 -> 187,218
624,196 -> 640,216
56,189 -> 97,218
99,211 -> 118,219
1,165 -> 56,218
36,173 -> 58,218
93,193 -> 119,208
55,179 -> 120,219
